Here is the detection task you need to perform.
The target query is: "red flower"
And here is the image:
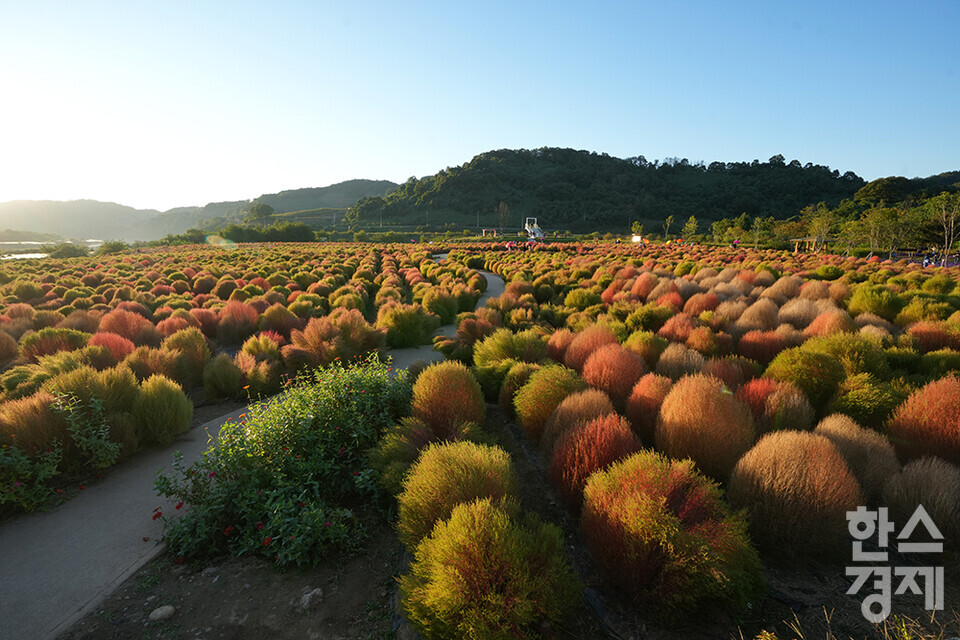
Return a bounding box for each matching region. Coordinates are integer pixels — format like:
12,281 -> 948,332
173,556 -> 184,565
175,501 -> 184,510
78,485 -> 85,490
262,537 -> 272,546
208,472 -> 216,478
256,521 -> 264,530
352,471 -> 359,476
224,526 -> 235,536
152,512 -> 162,520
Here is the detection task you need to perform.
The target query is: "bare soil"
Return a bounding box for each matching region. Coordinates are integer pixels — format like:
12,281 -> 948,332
58,403 -> 959,640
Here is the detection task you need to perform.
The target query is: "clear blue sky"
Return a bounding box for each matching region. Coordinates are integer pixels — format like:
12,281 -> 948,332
1,1 -> 957,211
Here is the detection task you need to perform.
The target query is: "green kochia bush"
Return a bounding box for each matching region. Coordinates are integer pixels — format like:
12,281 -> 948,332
155,356 -> 411,567
132,375 -> 193,446
396,441 -> 517,550
400,498 -> 581,640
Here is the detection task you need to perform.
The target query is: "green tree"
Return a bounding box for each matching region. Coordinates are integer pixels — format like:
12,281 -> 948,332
681,215 -> 698,239
244,203 -> 275,226
631,220 -> 644,236
662,214 -> 674,239
927,192 -> 960,265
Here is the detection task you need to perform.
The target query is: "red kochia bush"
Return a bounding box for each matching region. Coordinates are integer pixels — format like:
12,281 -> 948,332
411,361 -> 486,436
581,343 -> 647,408
546,328 -> 576,363
99,308 -> 161,346
189,308 -> 220,338
625,373 -> 673,445
655,374 -> 755,480
657,312 -> 698,343
88,331 -> 136,362
548,414 -> 637,511
156,316 -> 192,338
885,375 -> 960,464
581,450 -> 764,615
906,321 -> 960,353
216,300 -> 260,344
563,324 -> 618,373
540,389 -> 616,459
737,330 -> 788,365
683,292 -> 719,315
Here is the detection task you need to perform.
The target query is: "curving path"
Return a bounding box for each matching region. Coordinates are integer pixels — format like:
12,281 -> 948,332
0,263 -> 504,640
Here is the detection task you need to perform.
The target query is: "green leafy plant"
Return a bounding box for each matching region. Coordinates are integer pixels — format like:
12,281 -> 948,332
155,355 -> 410,567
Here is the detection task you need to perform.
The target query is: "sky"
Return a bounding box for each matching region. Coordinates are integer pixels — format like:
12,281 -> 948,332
0,1 -> 958,212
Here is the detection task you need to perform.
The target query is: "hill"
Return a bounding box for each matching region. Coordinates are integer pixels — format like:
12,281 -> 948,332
125,179 -> 398,240
0,200 -> 158,240
348,148 -> 867,232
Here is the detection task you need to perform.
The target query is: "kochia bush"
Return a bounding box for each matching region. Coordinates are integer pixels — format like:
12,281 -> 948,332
656,374 -> 755,480
411,361 -> 486,436
548,413 -> 637,511
581,343 -> 647,408
513,365 -> 586,443
728,431 -> 863,558
399,498 -> 580,639
885,375 -> 960,464
581,450 -> 764,616
396,441 -> 517,550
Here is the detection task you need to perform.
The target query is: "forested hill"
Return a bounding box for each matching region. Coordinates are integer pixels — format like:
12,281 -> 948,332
349,148 -> 866,230
126,179 -> 399,240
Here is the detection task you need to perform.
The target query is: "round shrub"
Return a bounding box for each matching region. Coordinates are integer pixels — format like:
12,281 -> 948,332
216,300 -> 260,344
623,330 -> 669,370
202,353 -> 244,402
564,287 -> 602,311
802,333 -> 891,378
764,347 -> 846,414
581,343 -> 647,408
497,361 -> 540,417
376,302 -> 440,348
563,324 -> 618,373
847,285 -> 904,322
396,441 -> 517,550
19,327 -> 90,363
540,388 -> 616,459
919,348 -> 960,377
581,450 -> 764,616
411,361 -> 485,436
399,498 -> 580,640
728,431 -> 863,557
88,331 -> 136,363
370,417 -> 488,496
546,328 -> 576,363
624,373 -> 673,445
99,308 -> 161,346
513,365 -> 586,442
162,327 -> 211,388
814,414 -> 899,505
131,374 -> 193,446
548,414 -> 637,511
655,374 -> 755,480
881,457 -> 960,539
701,356 -> 757,390
737,330 -> 788,365
654,342 -> 705,381
760,382 -> 815,433
829,373 -> 907,430
885,375 -> 960,464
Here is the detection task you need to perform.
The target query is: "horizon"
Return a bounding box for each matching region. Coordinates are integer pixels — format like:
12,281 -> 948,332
1,2 -> 958,211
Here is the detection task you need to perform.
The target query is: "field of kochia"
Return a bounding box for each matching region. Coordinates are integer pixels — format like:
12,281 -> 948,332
2,239 -> 958,637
